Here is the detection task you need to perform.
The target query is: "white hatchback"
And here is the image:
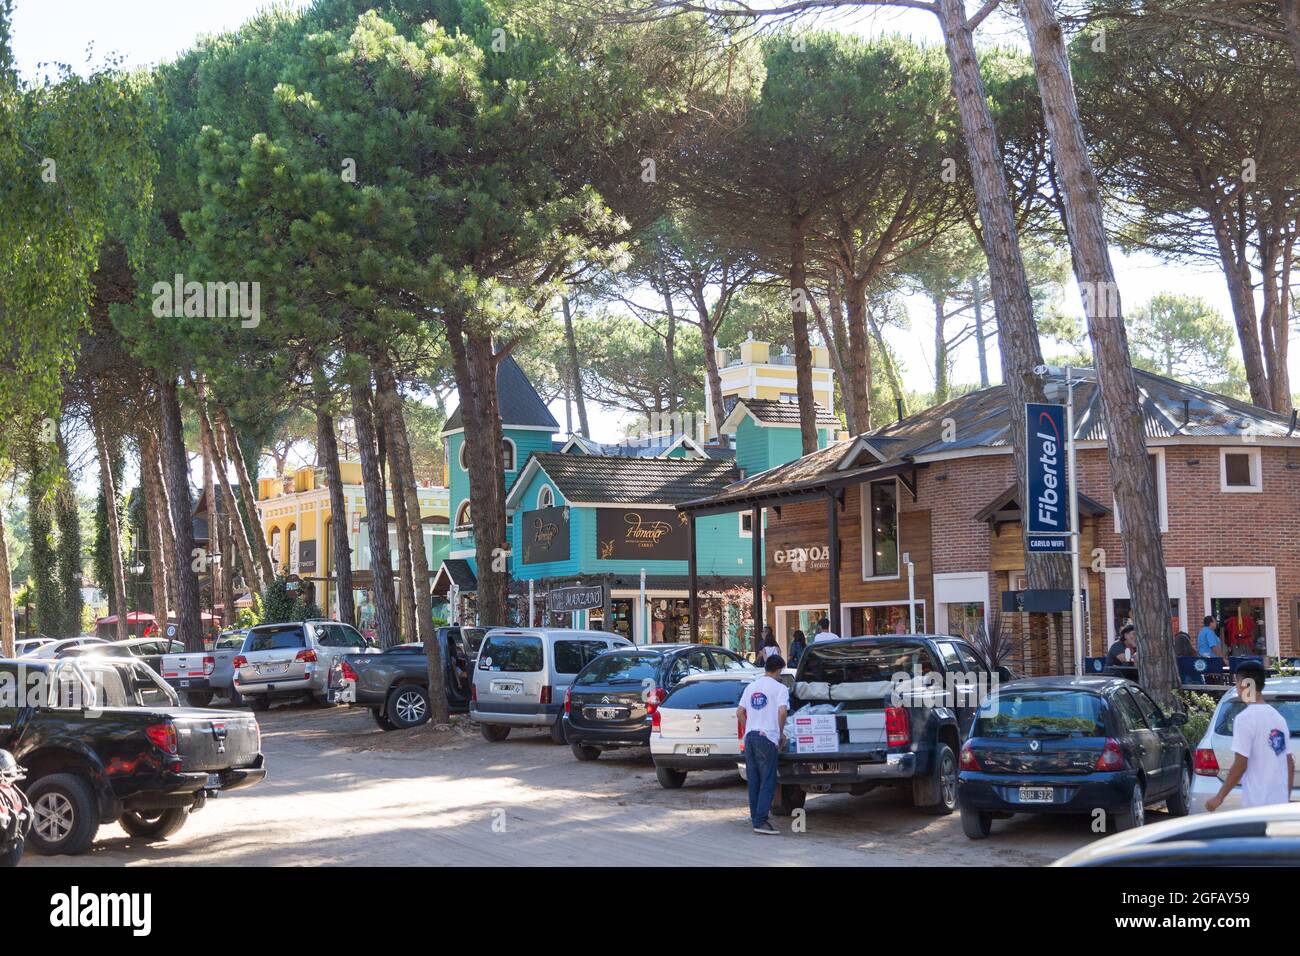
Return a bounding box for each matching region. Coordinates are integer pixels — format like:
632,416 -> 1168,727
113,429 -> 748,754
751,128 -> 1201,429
651,667 -> 777,789
1189,676 -> 1300,813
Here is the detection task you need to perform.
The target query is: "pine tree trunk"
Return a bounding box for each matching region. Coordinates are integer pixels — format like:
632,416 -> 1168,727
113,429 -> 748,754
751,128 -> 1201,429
789,215 -> 820,454
198,386 -> 219,624
374,365 -> 449,724
384,400 -> 418,642
933,294 -> 950,404
0,477 -> 15,657
314,379 -> 356,627
348,372 -> 400,647
26,444 -> 59,636
91,406 -> 130,643
701,317 -> 728,439
972,276 -> 990,388
1020,0 -> 1174,701
157,374 -> 204,652
215,406 -> 275,589
54,428 -> 84,635
843,274 -> 873,429
140,426 -> 175,616
934,0 -> 1070,593
202,401 -> 261,603
445,316 -> 509,627
809,287 -> 854,432
1206,200 -> 1272,408
1283,0 -> 1300,77
561,296 -> 590,438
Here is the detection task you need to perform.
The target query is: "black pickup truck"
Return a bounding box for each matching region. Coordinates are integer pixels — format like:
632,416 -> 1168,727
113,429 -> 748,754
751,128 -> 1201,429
773,635 -> 1011,817
0,656 -> 266,855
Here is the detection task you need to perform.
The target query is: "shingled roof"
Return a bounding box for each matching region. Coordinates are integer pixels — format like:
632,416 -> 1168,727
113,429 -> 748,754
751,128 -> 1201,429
725,397 -> 840,429
679,367 -> 1299,511
443,354 -> 559,433
507,452 -> 739,508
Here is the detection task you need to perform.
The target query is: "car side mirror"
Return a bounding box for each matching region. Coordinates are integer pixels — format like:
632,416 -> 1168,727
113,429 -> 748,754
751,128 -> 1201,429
1168,711 -> 1189,726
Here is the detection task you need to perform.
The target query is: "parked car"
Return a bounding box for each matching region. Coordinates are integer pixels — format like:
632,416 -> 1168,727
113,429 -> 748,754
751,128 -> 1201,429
1190,676 -> 1300,813
652,667 -> 785,789
24,637 -> 108,659
473,628 -> 633,743
773,635 -> 1004,818
1053,803 -> 1300,866
1,656 -> 265,855
340,627 -> 476,730
0,750 -> 30,867
13,638 -> 53,657
958,676 -> 1191,839
563,643 -> 756,761
60,637 -> 185,674
160,629 -> 248,707
233,620 -> 379,711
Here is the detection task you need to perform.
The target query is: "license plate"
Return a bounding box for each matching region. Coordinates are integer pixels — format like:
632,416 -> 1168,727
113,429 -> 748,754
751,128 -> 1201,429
491,682 -> 521,695
261,663 -> 288,675
1019,787 -> 1055,803
595,707 -> 620,720
809,762 -> 841,774
178,679 -> 190,688
206,773 -> 221,789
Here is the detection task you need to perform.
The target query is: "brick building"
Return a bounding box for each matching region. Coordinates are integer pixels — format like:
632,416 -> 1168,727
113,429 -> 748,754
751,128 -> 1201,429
679,368 -> 1300,672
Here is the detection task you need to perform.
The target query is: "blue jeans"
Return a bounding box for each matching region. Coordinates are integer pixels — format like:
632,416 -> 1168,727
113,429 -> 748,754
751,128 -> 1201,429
745,731 -> 779,828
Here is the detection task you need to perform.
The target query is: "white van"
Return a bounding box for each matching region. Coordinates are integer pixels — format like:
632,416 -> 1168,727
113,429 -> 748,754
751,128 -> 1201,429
471,628 -> 631,743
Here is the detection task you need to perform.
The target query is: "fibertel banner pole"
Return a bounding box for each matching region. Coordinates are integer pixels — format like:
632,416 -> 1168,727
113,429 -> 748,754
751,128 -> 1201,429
1066,367 -> 1084,676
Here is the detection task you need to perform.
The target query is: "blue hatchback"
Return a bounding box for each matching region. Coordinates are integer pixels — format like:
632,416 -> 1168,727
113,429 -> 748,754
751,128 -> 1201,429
957,676 -> 1192,838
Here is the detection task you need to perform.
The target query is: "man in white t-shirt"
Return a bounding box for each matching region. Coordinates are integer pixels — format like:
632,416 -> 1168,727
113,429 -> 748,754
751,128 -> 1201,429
737,657 -> 790,834
812,617 -> 840,643
1207,662 -> 1294,811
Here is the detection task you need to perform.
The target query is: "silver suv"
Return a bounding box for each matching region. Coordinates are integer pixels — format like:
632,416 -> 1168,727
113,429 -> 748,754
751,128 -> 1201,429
234,620 -> 378,711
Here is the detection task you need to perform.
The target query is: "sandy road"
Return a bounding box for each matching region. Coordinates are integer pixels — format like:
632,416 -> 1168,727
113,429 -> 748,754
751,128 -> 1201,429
22,703 -> 1131,867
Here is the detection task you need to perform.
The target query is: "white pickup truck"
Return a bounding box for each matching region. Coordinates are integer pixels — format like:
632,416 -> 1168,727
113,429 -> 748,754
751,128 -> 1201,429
160,629 -> 248,707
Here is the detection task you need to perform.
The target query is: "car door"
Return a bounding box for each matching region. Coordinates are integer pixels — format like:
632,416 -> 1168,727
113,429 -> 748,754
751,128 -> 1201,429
1129,685 -> 1182,797
934,642 -> 977,729
952,642 -> 991,734
1112,688 -> 1164,793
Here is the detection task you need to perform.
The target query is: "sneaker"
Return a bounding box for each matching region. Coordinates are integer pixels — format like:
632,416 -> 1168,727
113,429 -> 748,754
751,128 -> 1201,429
752,821 -> 779,835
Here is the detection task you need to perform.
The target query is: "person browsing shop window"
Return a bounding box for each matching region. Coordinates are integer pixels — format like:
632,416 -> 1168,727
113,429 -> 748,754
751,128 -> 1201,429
1197,615 -> 1227,661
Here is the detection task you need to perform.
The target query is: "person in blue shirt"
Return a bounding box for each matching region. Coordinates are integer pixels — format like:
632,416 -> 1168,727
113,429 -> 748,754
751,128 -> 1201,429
1197,615 -> 1226,661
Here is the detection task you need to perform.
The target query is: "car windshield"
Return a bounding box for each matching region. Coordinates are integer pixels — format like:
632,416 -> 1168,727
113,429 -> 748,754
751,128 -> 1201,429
975,690 -> 1107,738
663,679 -> 751,709
49,660 -> 179,709
1216,698 -> 1300,737
799,642 -> 939,685
575,653 -> 660,686
478,635 -> 543,673
245,626 -> 306,652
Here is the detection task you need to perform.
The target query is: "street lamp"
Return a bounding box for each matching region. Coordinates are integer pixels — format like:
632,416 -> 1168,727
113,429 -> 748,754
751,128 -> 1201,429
1033,364 -> 1085,676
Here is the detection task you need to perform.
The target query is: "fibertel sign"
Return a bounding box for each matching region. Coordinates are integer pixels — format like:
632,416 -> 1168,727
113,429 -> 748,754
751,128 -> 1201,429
1025,402 -> 1071,553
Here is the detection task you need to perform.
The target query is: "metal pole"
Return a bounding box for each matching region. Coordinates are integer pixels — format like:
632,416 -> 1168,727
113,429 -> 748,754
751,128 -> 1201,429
528,578 -> 535,627
687,513 -> 699,643
905,552 -> 916,632
751,506 -> 763,642
1067,367 -> 1084,676
639,568 -> 646,644
827,494 -> 840,635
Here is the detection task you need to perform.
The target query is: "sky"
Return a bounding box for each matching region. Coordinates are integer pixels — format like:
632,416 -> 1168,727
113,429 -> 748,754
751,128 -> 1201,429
12,0 -> 1295,449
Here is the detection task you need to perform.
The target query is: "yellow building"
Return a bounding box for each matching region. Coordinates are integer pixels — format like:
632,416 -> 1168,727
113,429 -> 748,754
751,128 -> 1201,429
705,337 -> 836,438
255,462 -> 451,626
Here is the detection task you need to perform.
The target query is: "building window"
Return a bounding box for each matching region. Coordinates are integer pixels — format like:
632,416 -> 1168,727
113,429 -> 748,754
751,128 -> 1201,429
503,438 -> 517,472
537,485 -> 555,509
454,500 -> 472,535
458,442 -> 467,472
1114,449 -> 1167,533
738,509 -> 764,538
862,479 -> 899,578
1220,447 -> 1261,492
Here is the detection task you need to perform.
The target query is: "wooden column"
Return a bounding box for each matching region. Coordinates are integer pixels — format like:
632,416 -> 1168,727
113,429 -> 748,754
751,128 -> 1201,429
687,513 -> 699,643
828,492 -> 841,635
751,506 -> 763,641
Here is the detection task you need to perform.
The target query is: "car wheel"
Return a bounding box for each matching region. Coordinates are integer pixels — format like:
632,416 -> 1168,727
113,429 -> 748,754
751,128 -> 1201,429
655,766 -> 687,789
1115,781 -> 1146,831
571,742 -> 601,761
249,695 -> 270,713
386,684 -> 431,729
185,691 -> 213,708
771,784 -> 806,817
226,684 -> 244,707
550,717 -> 567,745
371,707 -> 398,731
960,807 -> 993,839
0,840 -> 23,867
480,724 -> 511,743
914,743 -> 958,815
25,774 -> 99,856
118,808 -> 189,840
1165,763 -> 1192,817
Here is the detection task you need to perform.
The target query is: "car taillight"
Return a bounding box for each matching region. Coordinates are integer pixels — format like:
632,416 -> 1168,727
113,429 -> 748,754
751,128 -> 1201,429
295,649 -> 317,663
652,707 -> 662,733
885,706 -> 910,747
1194,748 -> 1220,776
1096,737 -> 1126,771
340,661 -> 358,682
541,685 -> 552,705
646,687 -> 666,714
232,655 -> 247,669
203,656 -> 216,676
959,740 -> 981,771
471,683 -> 477,702
564,688 -> 571,714
146,722 -> 178,755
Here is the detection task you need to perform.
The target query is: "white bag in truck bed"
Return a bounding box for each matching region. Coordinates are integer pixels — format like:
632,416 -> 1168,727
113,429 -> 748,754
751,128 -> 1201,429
844,711 -> 885,730
829,680 -> 894,701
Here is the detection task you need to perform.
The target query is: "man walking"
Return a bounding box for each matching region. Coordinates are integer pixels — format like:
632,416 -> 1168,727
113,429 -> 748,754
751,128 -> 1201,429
1207,661 -> 1295,811
738,655 -> 789,835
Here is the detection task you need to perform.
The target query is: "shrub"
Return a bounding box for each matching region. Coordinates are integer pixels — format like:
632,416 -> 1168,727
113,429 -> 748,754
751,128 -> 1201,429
1176,690 -> 1217,749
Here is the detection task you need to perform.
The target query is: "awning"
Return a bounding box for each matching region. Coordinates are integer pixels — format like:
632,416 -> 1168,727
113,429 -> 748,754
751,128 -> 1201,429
432,559 -> 477,598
